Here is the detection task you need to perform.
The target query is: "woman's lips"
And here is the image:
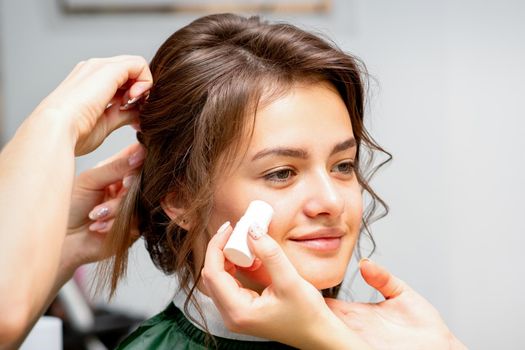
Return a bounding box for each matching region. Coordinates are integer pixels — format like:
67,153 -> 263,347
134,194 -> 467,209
289,228 -> 344,252
290,237 -> 342,251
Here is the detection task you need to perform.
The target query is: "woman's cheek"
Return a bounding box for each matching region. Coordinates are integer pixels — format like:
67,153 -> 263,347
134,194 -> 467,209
265,200 -> 295,242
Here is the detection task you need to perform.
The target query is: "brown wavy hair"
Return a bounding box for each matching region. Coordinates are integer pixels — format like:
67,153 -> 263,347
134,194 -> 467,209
99,13 -> 391,310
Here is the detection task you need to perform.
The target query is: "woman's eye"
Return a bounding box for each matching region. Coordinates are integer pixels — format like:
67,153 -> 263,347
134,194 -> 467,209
264,168 -> 296,183
332,161 -> 355,174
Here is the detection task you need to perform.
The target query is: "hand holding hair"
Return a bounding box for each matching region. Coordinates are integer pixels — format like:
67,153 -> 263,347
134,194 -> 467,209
8,143 -> 145,350
325,259 -> 468,350
0,56 -> 152,347
32,55 -> 152,156
201,222 -> 372,350
64,143 -> 144,274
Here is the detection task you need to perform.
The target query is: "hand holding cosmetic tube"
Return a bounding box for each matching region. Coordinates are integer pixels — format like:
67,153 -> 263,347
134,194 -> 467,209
203,219 -> 372,350
203,223 -> 467,350
223,200 -> 274,267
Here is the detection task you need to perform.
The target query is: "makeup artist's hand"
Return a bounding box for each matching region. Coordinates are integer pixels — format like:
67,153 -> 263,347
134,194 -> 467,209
62,143 -> 144,277
0,56 -> 152,348
325,259 -> 468,350
31,55 -> 152,156
202,223 -> 372,350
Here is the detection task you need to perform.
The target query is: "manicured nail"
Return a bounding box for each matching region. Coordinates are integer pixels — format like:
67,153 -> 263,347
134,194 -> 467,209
128,148 -> 145,167
89,221 -> 107,232
217,221 -> 231,235
120,92 -> 146,111
105,102 -> 114,109
248,223 -> 265,240
88,206 -> 109,220
123,175 -> 135,188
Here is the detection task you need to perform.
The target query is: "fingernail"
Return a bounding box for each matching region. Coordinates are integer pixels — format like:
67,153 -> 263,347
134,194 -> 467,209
120,100 -> 134,111
119,90 -> 131,111
123,175 -> 135,188
128,148 -> 145,167
248,223 -> 266,240
89,221 -> 107,232
88,206 -> 110,220
217,221 -> 230,235
120,92 -> 146,111
359,258 -> 371,266
105,102 -> 114,109
120,97 -> 137,110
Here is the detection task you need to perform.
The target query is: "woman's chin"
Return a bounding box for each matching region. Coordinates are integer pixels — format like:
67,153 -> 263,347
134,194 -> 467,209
302,273 -> 345,291
237,264 -> 345,293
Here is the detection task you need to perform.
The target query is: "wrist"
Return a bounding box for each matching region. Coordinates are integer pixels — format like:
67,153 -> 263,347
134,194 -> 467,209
57,251 -> 78,286
57,235 -> 89,287
27,106 -> 78,150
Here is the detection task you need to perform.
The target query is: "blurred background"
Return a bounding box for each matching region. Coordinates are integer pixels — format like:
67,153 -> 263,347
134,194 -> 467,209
1,0 -> 524,349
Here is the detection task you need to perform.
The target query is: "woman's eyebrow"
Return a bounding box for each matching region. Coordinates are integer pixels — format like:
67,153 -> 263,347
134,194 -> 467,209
251,147 -> 308,161
251,138 -> 356,162
330,137 -> 356,156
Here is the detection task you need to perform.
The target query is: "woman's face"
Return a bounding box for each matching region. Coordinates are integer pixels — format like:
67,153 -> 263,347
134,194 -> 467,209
209,81 -> 363,291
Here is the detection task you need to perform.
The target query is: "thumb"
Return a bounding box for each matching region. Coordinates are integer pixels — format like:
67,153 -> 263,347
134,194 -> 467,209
359,258 -> 408,300
248,232 -> 300,291
103,101 -> 140,134
78,143 -> 145,190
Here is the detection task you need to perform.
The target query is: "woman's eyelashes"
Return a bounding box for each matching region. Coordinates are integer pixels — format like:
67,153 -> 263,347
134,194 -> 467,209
262,160 -> 355,185
331,160 -> 355,176
263,167 -> 297,183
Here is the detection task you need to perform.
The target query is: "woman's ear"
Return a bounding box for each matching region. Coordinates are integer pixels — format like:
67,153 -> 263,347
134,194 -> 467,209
161,192 -> 191,230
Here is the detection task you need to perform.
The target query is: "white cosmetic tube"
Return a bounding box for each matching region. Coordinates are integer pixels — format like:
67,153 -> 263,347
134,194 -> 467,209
223,200 -> 274,267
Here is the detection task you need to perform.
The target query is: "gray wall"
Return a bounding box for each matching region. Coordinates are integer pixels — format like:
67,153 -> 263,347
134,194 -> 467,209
2,0 -> 525,348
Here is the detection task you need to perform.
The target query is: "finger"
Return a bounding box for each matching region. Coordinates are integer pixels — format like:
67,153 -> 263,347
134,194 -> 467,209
224,259 -> 237,276
99,218 -> 114,233
88,195 -> 126,221
79,56 -> 152,94
129,81 -> 151,100
359,258 -> 408,300
203,222 -> 233,277
80,144 -> 145,190
89,218 -> 114,233
107,182 -> 121,199
238,257 -> 262,272
105,89 -> 126,109
95,143 -> 142,168
100,106 -> 140,138
64,56 -> 145,89
202,222 -> 250,309
247,232 -> 299,292
106,55 -> 153,98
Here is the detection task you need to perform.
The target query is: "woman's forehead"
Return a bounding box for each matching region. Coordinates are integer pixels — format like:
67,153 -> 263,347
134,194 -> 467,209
211,81 -> 353,178
247,82 -> 354,155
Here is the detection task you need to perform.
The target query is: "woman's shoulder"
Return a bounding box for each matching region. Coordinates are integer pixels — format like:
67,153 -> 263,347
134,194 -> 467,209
116,303 -> 296,350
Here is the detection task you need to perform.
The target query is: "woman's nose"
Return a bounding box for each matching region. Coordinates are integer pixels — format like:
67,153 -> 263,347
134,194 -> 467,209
303,169 -> 345,219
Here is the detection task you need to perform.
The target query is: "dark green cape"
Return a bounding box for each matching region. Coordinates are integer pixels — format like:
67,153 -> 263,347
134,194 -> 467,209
116,303 -> 296,349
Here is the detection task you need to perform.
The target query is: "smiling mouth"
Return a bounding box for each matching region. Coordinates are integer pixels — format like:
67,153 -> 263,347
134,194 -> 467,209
288,227 -> 345,252
289,236 -> 343,251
